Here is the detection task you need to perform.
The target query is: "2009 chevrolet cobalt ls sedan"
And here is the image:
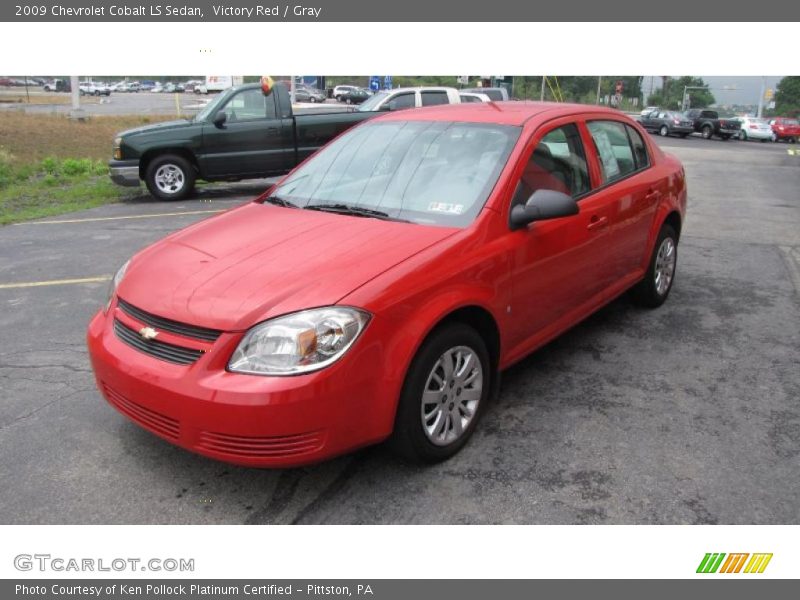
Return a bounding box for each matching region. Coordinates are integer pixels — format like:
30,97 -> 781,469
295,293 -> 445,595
87,101 -> 686,467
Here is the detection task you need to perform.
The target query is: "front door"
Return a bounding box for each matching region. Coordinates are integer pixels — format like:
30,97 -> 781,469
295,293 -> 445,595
200,87 -> 288,178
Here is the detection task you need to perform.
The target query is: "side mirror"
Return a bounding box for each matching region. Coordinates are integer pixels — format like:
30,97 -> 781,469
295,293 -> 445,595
213,111 -> 227,128
509,189 -> 578,230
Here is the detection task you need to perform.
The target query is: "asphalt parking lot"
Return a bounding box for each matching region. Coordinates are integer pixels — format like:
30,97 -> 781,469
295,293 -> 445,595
0,136 -> 798,524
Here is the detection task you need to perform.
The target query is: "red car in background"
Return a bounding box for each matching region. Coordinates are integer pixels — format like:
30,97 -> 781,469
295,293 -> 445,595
768,117 -> 800,143
87,101 -> 687,467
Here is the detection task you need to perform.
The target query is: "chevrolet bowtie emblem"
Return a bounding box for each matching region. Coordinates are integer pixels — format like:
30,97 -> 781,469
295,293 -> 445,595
138,326 -> 159,340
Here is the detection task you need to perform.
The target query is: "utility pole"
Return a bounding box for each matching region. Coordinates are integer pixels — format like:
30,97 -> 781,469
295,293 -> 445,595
757,76 -> 766,118
290,75 -> 296,105
540,76 -> 545,101
69,75 -> 84,120
596,76 -> 602,105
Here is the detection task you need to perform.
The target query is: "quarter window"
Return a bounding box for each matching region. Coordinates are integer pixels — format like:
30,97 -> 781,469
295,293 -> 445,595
587,120 -> 638,183
625,125 -> 650,170
517,123 -> 590,200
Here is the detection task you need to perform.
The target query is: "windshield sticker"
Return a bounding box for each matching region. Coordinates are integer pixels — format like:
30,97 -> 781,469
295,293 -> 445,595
428,202 -> 464,214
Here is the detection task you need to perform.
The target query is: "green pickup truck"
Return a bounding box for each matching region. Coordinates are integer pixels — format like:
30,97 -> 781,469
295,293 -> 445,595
109,83 -> 375,200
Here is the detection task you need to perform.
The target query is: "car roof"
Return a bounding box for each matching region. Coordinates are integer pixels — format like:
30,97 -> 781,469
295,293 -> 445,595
376,101 -> 632,126
381,86 -> 457,93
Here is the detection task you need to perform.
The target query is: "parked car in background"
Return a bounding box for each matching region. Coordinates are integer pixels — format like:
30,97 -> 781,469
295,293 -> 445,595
294,86 -> 327,103
640,105 -> 659,116
339,87 -> 370,104
90,101 -> 686,467
685,108 -> 739,140
108,82 -> 376,201
79,82 -> 111,96
640,109 -> 694,138
140,81 -> 156,91
768,117 -> 800,143
736,117 -> 773,142
333,85 -> 359,101
0,77 -> 12,86
461,87 -> 509,101
43,79 -> 70,92
459,92 -> 492,103
357,87 -> 461,112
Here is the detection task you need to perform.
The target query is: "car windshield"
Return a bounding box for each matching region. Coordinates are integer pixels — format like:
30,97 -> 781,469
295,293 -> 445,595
357,91 -> 390,111
268,120 -> 520,227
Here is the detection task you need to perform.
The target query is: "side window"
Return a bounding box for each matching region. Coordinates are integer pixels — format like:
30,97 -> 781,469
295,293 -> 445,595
421,91 -> 449,106
223,88 -> 274,121
388,92 -> 415,110
587,120 -> 637,183
460,94 -> 479,103
517,123 -> 590,201
658,112 -> 667,119
625,125 -> 650,170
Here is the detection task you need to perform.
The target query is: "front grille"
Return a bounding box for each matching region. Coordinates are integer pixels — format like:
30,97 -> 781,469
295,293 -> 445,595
197,430 -> 324,458
117,298 -> 221,342
114,319 -> 203,365
102,383 -> 180,440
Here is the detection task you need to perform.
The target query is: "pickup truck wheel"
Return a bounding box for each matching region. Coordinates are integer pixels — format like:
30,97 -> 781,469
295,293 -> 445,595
701,125 -> 713,139
389,323 -> 491,463
145,154 -> 195,201
631,224 -> 678,308
659,125 -> 669,137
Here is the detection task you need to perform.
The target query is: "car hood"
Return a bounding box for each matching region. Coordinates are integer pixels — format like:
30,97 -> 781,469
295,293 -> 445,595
117,203 -> 457,331
119,119 -> 194,138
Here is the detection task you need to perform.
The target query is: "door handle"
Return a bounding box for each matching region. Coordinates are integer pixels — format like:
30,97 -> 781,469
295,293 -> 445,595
645,189 -> 661,201
587,215 -> 608,231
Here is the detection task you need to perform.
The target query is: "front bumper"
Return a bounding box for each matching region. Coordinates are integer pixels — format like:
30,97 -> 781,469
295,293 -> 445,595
109,159 -> 140,187
86,302 -> 396,467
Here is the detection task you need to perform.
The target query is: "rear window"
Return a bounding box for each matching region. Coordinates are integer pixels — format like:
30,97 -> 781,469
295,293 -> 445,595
587,121 -> 640,183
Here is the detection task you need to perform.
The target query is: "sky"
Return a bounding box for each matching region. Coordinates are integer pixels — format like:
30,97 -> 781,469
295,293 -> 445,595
643,76 -> 784,106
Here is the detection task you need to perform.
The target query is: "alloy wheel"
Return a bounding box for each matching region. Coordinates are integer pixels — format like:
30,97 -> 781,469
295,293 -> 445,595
420,346 -> 483,446
654,237 -> 676,296
154,164 -> 185,196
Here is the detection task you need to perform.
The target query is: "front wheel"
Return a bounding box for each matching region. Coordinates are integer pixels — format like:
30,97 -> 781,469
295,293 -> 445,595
144,154 -> 195,201
389,323 -> 491,463
631,224 -> 678,308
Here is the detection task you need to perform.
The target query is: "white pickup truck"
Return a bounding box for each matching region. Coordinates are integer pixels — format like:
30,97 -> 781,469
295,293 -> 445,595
356,87 -> 461,112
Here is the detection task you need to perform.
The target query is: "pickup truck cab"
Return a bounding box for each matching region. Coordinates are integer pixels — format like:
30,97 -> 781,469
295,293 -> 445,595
357,87 -> 461,112
109,83 -> 376,200
685,108 -> 739,140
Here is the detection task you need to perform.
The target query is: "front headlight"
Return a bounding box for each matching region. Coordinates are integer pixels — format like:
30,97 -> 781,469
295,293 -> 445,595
228,307 -> 370,376
113,137 -> 123,160
104,259 -> 130,313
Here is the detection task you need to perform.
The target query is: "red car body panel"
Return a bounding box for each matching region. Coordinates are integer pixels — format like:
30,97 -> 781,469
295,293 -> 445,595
87,102 -> 687,467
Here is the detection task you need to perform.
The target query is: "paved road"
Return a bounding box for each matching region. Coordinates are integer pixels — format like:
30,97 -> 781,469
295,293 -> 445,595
0,137 -> 798,524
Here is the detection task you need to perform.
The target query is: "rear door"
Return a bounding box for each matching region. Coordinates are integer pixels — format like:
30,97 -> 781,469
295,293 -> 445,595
199,87 -> 288,178
584,119 -> 661,282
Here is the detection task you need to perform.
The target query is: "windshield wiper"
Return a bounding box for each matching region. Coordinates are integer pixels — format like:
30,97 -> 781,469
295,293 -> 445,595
264,195 -> 299,209
304,203 -> 408,222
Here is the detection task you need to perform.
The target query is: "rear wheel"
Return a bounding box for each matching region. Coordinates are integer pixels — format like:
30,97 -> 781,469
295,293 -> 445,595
631,224 -> 678,308
701,125 -> 713,139
659,125 -> 669,137
389,323 -> 491,463
144,154 -> 195,201
740,130 -> 748,141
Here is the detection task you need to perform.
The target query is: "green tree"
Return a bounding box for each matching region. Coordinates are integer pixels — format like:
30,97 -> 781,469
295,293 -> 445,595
773,76 -> 800,117
647,76 -> 715,110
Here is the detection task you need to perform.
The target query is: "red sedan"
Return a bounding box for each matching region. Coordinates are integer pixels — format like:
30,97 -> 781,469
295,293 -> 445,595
768,117 -> 800,143
87,101 -> 687,467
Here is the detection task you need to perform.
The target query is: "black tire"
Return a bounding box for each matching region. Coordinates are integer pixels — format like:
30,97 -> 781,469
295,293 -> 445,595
144,154 -> 196,201
679,133 -> 690,138
309,97 -> 317,103
631,224 -> 678,308
701,125 -> 713,139
790,137 -> 797,144
659,125 -> 669,137
740,130 -> 747,141
721,135 -> 730,141
345,97 -> 352,105
389,323 -> 492,463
